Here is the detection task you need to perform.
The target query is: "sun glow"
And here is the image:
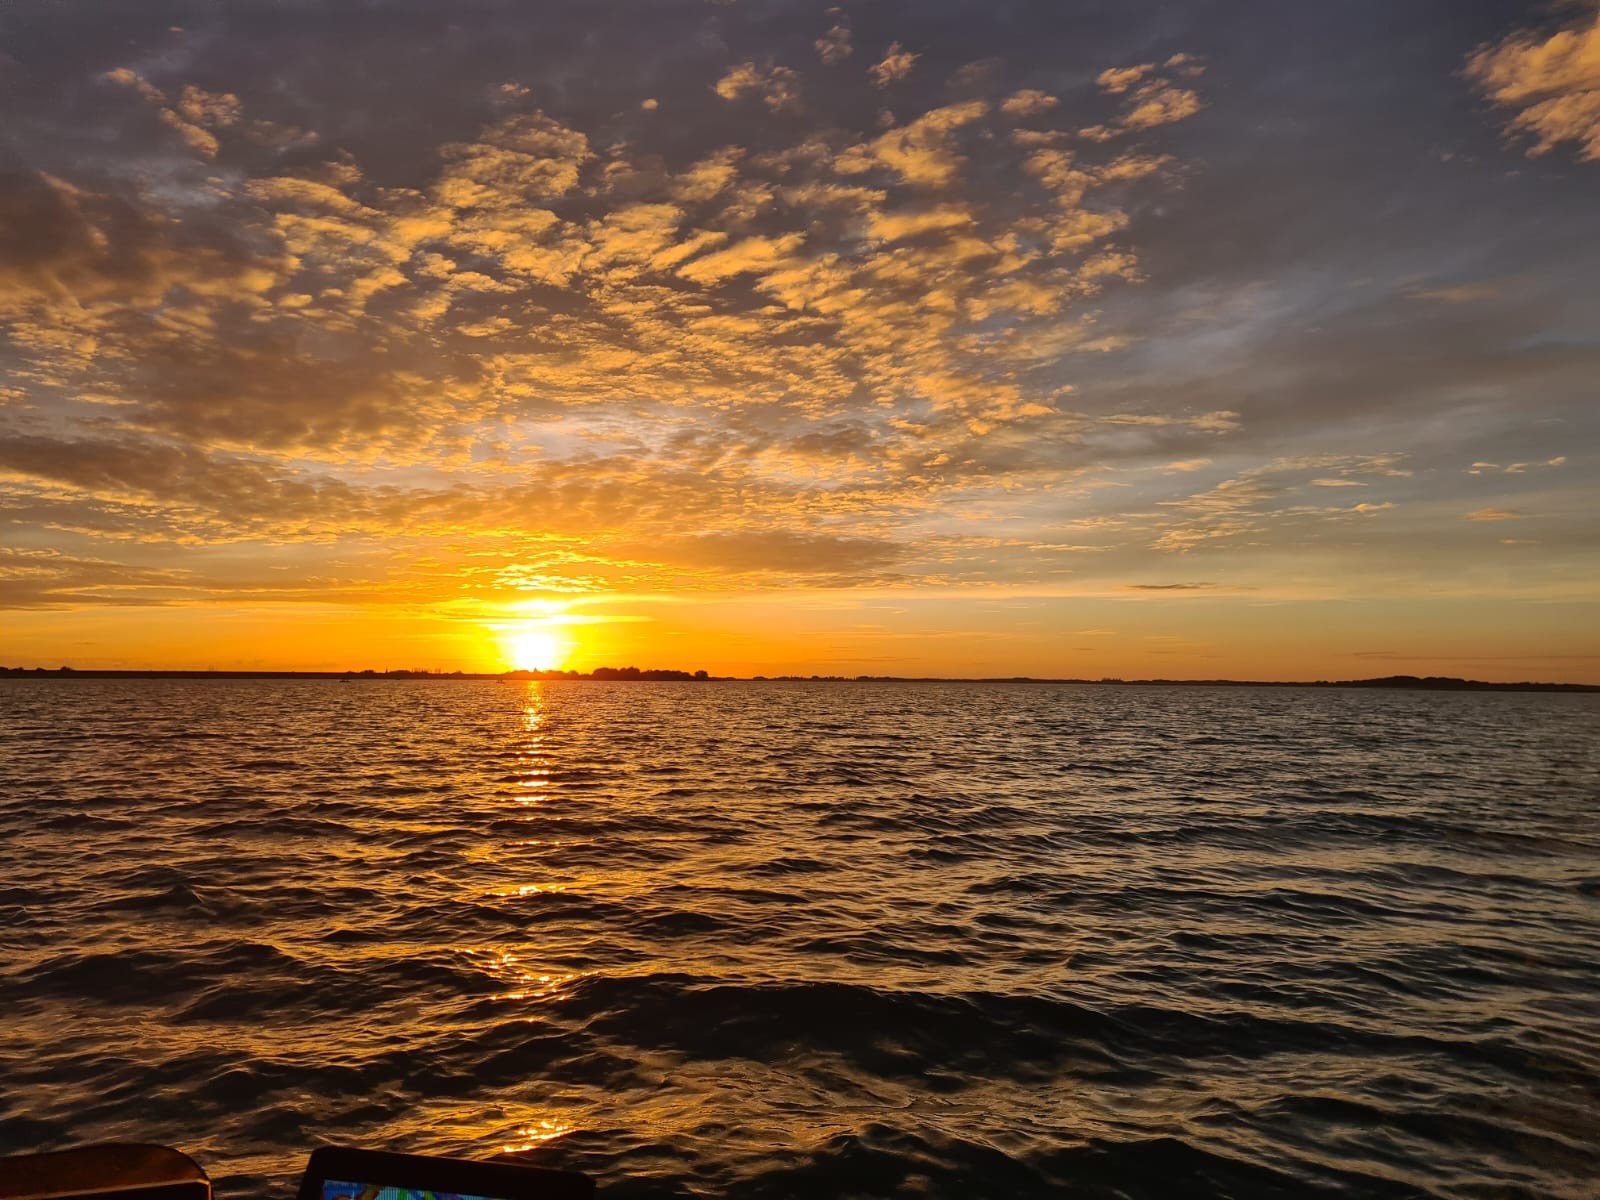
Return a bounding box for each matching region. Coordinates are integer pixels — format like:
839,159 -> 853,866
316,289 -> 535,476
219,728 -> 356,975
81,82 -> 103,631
504,627 -> 570,672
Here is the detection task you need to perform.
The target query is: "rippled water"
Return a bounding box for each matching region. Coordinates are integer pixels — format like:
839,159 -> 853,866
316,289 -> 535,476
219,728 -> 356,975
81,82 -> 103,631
2,680 -> 1597,1198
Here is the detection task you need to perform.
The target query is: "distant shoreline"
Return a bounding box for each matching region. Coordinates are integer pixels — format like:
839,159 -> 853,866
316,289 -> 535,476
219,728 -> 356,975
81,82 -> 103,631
1,668 -> 1594,692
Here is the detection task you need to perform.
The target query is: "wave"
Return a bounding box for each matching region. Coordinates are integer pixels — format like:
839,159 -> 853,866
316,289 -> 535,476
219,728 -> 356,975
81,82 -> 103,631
1,679 -> 1596,1198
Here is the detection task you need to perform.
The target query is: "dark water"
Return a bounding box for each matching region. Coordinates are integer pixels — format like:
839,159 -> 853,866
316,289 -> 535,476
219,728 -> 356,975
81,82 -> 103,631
2,680 -> 1597,1199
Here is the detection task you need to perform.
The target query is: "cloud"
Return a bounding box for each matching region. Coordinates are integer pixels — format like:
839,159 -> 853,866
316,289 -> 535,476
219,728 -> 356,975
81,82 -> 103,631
0,547 -> 199,610
1160,475 -> 1276,515
0,168 -> 284,345
866,204 -> 975,242
0,171 -> 162,309
674,233 -> 805,283
1467,10 -> 1600,160
870,42 -> 919,87
838,99 -> 990,186
1128,451 -> 1418,555
1097,65 -> 1155,95
103,66 -> 164,104
650,530 -> 904,577
1257,453 -> 1410,479
1089,62 -> 1203,134
1120,80 -> 1203,130
177,85 -> 242,128
1001,89 -> 1059,117
0,21 -> 1222,610
714,62 -> 802,112
670,147 -> 744,202
438,112 -> 591,205
158,108 -> 220,158
104,68 -> 244,160
816,21 -> 852,65
1466,508 -> 1525,521
1124,581 -> 1217,590
1466,457 -> 1566,474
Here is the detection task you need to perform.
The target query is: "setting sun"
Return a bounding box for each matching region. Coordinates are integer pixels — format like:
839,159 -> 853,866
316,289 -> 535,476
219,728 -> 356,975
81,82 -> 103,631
504,628 -> 570,672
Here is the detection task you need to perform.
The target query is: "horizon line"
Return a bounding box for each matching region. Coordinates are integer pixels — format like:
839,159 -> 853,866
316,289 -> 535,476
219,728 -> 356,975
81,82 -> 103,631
1,666 -> 1595,692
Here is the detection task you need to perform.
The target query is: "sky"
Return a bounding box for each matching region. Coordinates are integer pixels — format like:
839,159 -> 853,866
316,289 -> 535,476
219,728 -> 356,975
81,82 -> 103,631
1,0 -> 1597,680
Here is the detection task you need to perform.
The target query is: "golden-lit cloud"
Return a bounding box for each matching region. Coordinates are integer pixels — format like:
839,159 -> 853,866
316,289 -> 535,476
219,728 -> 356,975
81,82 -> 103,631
869,42 -> 919,87
1119,81 -> 1203,130
1083,57 -> 1204,138
1468,9 -> 1600,160
1467,457 -> 1566,475
1097,65 -> 1156,95
838,100 -> 989,186
714,63 -> 803,112
1001,89 -> 1059,117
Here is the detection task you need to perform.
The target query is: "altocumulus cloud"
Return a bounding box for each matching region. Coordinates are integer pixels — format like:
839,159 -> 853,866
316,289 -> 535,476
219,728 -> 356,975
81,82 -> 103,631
0,1 -> 1226,609
1468,7 -> 1600,161
0,0 -> 1595,628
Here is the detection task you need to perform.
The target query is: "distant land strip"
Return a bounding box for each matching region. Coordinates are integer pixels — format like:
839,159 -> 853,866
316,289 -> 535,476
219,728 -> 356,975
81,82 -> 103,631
1,667 -> 1595,692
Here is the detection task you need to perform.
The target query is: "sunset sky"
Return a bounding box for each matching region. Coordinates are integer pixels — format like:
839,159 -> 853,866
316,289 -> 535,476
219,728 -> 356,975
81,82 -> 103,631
2,0 -> 1596,679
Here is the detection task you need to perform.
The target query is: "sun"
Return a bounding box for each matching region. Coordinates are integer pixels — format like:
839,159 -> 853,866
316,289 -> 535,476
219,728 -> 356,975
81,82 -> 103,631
505,627 -> 569,672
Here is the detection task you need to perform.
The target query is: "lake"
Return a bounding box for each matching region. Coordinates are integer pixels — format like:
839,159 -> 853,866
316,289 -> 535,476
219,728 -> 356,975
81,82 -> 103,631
2,680 -> 1596,1198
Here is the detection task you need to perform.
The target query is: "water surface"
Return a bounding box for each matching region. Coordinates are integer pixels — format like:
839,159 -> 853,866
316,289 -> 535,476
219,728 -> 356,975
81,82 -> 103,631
2,680 -> 1596,1198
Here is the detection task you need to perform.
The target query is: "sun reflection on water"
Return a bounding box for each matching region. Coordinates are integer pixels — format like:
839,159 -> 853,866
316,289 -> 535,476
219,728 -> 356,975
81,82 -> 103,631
501,1118 -> 578,1154
445,684 -> 603,1158
498,882 -> 563,897
512,684 -> 552,806
470,947 -> 585,1003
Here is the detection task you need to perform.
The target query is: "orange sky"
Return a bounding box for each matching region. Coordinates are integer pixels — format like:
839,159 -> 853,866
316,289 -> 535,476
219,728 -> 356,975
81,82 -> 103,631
8,592 -> 1596,682
2,2 -> 1597,681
